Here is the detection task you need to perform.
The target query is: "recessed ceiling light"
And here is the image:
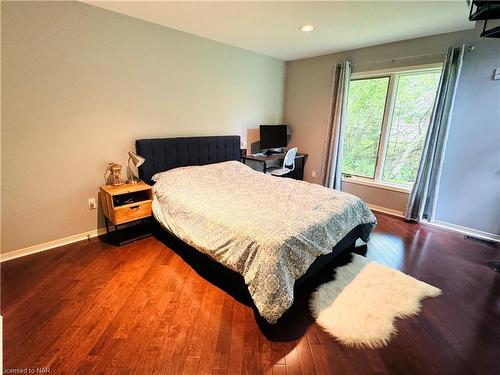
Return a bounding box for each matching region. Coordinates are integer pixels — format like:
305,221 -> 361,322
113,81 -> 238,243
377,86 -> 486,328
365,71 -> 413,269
300,25 -> 315,32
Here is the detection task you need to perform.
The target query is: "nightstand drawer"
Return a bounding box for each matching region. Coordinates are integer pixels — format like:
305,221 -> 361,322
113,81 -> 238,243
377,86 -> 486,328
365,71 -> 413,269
114,200 -> 152,224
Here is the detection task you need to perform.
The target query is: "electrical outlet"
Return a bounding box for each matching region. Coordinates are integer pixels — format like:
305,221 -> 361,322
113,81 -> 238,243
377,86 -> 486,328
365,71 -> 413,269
88,198 -> 97,210
311,170 -> 317,178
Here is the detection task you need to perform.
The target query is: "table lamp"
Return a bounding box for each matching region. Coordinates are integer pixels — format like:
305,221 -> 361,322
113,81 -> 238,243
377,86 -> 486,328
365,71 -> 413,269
127,151 -> 145,184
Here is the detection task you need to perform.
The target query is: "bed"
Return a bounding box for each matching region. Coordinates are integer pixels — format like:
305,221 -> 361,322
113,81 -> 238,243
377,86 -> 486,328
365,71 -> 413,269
136,135 -> 376,323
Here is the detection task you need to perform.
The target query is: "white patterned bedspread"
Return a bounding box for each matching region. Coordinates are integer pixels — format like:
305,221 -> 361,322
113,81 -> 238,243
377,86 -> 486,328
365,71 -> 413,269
152,161 -> 376,323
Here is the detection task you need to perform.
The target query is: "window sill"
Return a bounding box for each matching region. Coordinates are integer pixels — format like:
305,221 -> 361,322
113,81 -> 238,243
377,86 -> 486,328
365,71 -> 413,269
342,176 -> 411,194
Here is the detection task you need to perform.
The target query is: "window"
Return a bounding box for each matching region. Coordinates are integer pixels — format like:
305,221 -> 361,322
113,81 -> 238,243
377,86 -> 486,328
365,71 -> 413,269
342,67 -> 441,188
343,77 -> 389,178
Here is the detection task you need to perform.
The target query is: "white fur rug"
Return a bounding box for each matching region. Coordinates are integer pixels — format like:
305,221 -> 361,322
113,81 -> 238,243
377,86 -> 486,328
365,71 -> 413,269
309,254 -> 441,348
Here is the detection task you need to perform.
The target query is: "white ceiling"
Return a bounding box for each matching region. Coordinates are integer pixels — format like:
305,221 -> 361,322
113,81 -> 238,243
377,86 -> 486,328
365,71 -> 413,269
86,1 -> 474,61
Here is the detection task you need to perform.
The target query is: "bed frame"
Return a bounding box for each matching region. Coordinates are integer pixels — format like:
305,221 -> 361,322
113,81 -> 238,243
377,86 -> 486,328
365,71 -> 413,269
135,135 -> 361,316
136,135 -> 241,184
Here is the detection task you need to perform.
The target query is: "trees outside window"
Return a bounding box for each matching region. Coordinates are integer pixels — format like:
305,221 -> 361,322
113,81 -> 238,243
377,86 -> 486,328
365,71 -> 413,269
343,77 -> 389,178
342,68 -> 441,187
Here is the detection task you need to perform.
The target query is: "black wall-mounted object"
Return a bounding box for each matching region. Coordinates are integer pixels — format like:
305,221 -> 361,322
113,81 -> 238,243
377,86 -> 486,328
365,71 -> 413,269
469,0 -> 500,38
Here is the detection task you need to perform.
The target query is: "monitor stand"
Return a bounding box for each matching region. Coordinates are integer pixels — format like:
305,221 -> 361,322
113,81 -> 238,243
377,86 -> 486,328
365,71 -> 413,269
263,148 -> 283,156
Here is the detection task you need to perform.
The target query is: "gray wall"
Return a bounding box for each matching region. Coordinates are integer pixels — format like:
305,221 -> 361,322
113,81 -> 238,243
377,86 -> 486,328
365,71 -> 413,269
285,26 -> 500,235
1,1 -> 285,253
434,26 -> 500,235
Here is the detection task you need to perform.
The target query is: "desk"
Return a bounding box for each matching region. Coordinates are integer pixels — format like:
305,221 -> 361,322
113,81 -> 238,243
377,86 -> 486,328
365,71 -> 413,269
242,153 -> 308,180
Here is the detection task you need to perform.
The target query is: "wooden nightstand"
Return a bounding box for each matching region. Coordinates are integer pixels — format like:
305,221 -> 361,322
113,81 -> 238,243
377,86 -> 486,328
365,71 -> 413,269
100,181 -> 153,245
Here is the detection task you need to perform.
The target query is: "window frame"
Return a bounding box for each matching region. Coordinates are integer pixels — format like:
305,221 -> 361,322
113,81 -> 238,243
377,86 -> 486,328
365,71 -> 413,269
342,63 -> 443,192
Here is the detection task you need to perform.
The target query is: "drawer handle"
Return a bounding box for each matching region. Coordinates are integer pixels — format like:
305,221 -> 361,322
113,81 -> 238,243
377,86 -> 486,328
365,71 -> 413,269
130,205 -> 140,209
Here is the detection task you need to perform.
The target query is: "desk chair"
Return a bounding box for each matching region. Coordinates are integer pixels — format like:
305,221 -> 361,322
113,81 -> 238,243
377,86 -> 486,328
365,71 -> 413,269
266,147 -> 298,177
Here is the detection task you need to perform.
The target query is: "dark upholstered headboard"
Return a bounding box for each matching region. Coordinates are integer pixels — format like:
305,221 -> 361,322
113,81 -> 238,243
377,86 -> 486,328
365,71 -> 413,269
135,135 -> 241,183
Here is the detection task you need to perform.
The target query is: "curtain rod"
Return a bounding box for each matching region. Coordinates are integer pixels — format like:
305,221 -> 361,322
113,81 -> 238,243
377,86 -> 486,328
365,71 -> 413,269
353,45 -> 474,67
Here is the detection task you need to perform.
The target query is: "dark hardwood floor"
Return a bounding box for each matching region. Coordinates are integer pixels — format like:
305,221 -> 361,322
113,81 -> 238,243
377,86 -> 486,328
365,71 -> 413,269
2,213 -> 499,374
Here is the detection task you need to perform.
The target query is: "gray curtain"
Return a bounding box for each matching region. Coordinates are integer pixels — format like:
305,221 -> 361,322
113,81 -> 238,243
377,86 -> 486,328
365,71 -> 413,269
405,45 -> 465,222
321,61 -> 352,190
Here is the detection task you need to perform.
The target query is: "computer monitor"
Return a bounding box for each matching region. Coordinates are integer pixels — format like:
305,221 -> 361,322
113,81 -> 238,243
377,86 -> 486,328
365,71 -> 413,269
259,125 -> 288,150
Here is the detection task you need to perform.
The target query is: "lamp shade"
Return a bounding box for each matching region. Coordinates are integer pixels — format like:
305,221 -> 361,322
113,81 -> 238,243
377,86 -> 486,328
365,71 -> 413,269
128,151 -> 145,167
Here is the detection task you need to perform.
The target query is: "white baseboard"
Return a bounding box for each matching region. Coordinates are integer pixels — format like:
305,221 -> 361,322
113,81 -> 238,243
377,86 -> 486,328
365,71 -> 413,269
0,227 -> 107,263
367,204 -> 405,218
367,203 -> 499,243
2,211 -> 497,264
422,220 -> 500,243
